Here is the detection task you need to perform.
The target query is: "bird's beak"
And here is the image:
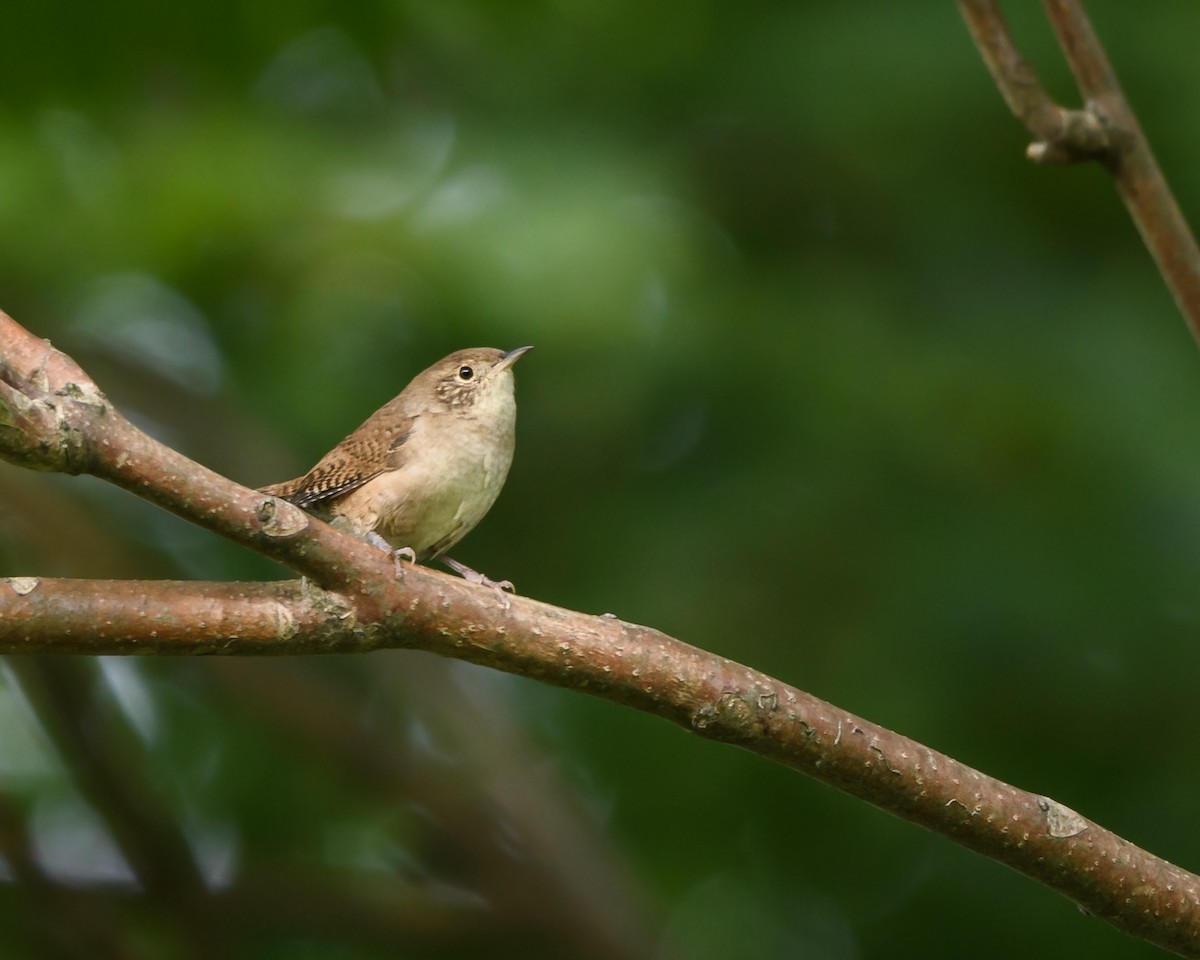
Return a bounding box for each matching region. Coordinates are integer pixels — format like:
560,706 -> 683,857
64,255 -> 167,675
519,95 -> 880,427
495,345 -> 534,373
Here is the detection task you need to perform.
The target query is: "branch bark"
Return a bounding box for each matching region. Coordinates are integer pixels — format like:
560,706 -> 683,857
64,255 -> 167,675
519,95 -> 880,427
2,311 -> 1199,955
956,0 -> 1200,343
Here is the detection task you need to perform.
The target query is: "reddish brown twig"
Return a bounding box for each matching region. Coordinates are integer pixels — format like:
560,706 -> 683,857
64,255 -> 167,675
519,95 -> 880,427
956,0 -> 1200,343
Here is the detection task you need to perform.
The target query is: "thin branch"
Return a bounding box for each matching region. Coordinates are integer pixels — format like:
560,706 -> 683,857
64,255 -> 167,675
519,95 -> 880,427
1042,0 -> 1120,103
0,859 -> 522,954
1041,0 -> 1200,338
955,0 -> 1200,343
0,790 -> 138,960
205,865 -> 509,950
6,659 -> 204,895
3,311 -> 1200,955
211,658 -> 656,959
6,659 -> 222,960
956,0 -> 1108,163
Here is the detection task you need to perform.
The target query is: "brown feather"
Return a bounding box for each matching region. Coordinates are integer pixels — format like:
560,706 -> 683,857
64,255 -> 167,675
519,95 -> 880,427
260,410 -> 414,509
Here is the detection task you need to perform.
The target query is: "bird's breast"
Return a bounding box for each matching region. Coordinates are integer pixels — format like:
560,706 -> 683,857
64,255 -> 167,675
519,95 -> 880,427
339,401 -> 517,559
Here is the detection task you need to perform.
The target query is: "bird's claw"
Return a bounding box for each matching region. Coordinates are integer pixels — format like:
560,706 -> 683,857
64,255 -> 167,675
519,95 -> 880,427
477,576 -> 514,608
487,581 -> 514,610
389,546 -> 416,579
442,556 -> 515,608
361,531 -> 416,579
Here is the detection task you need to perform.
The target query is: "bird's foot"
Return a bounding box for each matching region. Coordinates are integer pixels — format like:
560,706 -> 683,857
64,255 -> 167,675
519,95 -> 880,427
391,546 -> 417,563
442,556 -> 514,608
389,546 -> 417,579
362,531 -> 416,578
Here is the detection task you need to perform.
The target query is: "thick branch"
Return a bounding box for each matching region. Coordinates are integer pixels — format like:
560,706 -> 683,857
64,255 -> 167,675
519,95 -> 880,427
3,311 -> 1200,955
3,574 -> 1200,954
0,577 -> 353,654
0,311 -> 413,614
956,0 -> 1200,343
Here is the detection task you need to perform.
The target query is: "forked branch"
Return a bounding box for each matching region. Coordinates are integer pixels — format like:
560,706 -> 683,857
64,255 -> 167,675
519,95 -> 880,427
3,308 -> 1200,954
956,0 -> 1200,342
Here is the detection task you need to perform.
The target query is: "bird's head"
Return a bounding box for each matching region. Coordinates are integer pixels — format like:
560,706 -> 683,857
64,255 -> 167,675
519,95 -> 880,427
424,345 -> 533,413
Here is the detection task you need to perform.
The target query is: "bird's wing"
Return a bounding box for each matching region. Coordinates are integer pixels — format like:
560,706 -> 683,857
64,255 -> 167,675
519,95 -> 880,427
260,416 -> 414,509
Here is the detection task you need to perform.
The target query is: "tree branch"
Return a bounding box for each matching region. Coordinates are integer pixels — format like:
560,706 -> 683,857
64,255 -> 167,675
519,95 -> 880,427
956,0 -> 1200,343
0,310 -> 413,615
6,576 -> 1200,953
3,310 -> 1200,954
0,790 -> 139,959
5,658 -> 223,959
209,657 -> 656,958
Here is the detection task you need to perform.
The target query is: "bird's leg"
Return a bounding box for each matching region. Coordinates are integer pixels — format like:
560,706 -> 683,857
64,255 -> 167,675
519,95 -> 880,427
441,556 -> 514,608
362,530 -> 391,551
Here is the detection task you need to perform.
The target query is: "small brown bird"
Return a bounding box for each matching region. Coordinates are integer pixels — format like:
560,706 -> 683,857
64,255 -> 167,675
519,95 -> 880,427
261,345 -> 532,595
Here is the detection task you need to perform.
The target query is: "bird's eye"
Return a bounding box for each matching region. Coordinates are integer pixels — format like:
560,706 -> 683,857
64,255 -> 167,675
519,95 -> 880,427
457,365 -> 474,381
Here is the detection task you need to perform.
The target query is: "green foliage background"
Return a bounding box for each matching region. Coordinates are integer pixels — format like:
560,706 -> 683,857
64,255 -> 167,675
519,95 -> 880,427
1,2 -> 1199,957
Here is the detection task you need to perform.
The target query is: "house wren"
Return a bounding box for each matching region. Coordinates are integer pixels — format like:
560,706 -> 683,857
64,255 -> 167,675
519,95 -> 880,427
260,345 -> 532,594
